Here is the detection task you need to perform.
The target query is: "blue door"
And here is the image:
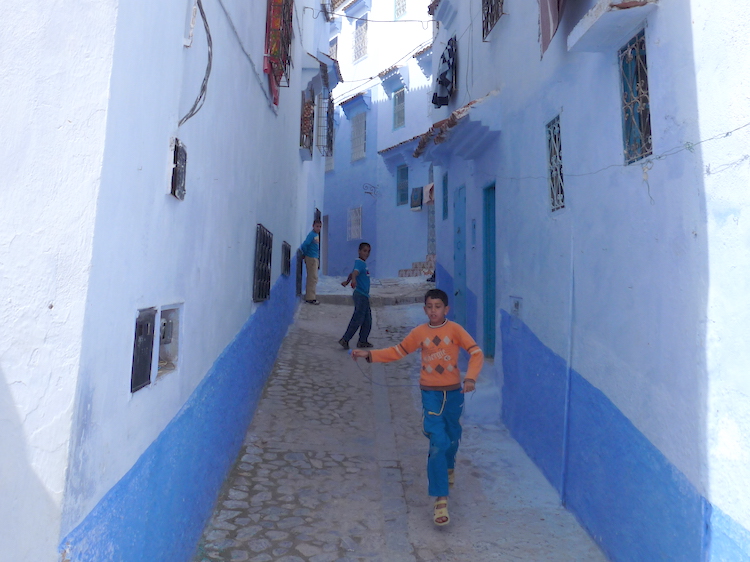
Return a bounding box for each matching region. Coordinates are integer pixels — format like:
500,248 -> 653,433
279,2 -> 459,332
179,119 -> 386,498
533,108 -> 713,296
453,185 -> 467,327
483,185 -> 496,357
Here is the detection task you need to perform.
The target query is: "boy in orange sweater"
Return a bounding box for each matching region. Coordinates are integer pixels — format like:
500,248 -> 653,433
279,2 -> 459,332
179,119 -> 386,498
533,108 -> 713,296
352,288 -> 483,526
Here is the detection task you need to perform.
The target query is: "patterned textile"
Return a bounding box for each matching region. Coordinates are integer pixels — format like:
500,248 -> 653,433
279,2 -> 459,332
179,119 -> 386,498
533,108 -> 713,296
432,36 -> 457,108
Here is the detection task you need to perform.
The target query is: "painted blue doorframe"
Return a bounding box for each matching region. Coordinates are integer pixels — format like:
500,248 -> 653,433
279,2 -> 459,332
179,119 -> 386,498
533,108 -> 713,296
483,184 -> 496,357
453,185 -> 467,327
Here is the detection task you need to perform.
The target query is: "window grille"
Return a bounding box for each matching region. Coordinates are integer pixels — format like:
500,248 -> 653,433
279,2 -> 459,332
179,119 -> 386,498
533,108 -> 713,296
395,0 -> 407,18
351,112 -> 366,161
329,36 -> 338,60
171,139 -> 187,201
300,89 -> 315,154
347,207 -> 362,240
482,0 -> 504,39
131,308 -> 156,393
546,115 -> 565,212
442,173 -> 449,219
396,165 -> 409,206
253,224 -> 273,302
619,30 -> 652,164
354,15 -> 368,61
393,88 -> 405,129
281,242 -> 291,276
264,0 -> 294,105
316,94 -> 334,156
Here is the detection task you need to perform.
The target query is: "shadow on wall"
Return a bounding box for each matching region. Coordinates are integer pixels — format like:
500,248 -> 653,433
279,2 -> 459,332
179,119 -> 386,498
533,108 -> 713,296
0,367 -> 59,560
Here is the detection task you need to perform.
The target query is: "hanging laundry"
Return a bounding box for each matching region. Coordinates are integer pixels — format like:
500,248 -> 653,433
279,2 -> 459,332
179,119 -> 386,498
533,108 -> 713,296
432,36 -> 457,108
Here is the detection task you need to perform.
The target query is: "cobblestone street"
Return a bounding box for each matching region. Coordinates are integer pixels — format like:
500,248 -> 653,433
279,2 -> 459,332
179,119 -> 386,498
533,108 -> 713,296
191,296 -> 607,562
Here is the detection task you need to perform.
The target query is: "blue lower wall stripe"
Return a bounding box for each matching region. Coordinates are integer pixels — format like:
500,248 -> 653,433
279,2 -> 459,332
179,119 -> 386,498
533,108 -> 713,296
60,268 -> 298,562
500,310 -> 750,561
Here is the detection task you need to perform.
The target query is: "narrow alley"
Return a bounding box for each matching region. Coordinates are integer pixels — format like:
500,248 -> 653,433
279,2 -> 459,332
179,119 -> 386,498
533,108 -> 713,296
191,282 -> 606,562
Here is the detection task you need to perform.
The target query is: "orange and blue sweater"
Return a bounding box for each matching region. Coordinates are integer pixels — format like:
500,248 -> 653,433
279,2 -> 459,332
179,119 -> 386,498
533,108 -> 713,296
368,320 -> 484,390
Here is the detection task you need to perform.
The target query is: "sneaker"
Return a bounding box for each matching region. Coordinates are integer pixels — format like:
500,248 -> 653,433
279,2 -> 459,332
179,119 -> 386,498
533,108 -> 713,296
305,300 -> 320,305
338,338 -> 349,349
356,341 -> 373,348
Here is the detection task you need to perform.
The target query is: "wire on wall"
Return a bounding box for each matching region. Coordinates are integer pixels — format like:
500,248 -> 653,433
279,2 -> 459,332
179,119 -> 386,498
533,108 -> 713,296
179,0 -> 213,126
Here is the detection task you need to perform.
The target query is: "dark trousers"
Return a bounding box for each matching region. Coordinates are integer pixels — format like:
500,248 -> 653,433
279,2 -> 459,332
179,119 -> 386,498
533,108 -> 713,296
342,292 -> 371,343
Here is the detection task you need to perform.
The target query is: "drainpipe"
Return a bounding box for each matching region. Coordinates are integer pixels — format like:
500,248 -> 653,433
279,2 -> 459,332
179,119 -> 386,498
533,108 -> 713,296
560,237 -> 576,505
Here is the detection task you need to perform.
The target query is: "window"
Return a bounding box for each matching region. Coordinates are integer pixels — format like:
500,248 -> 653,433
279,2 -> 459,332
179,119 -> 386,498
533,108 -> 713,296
300,89 -> 315,154
393,88 -> 405,129
442,173 -> 449,219
482,0 -> 503,40
253,224 -> 273,302
351,112 -> 366,161
354,15 -> 368,61
395,0 -> 407,18
171,139 -> 187,201
619,30 -> 652,164
396,165 -> 409,206
131,308 -> 156,393
329,36 -> 338,60
264,0 -> 294,105
546,115 -> 564,212
347,207 -> 362,240
317,94 -> 334,156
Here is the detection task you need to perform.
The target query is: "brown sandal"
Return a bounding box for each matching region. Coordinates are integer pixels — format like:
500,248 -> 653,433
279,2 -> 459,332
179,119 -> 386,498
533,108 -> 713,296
433,498 -> 449,526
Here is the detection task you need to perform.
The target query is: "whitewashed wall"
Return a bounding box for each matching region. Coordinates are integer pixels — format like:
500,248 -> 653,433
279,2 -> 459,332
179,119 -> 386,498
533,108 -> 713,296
0,1 -> 118,560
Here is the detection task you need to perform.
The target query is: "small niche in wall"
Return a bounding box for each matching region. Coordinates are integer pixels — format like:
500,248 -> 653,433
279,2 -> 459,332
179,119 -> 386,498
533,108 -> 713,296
158,306 -> 181,377
131,308 -> 157,393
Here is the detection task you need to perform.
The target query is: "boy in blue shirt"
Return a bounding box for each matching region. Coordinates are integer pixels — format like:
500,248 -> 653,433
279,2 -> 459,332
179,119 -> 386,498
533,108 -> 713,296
339,242 -> 372,349
301,220 -> 322,304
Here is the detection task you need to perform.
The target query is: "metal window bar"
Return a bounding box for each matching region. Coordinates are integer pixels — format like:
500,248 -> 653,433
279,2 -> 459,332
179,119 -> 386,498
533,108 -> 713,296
351,112 -> 366,161
354,16 -> 368,61
316,93 -> 334,156
619,30 -> 652,164
397,165 -> 409,206
131,308 -> 157,393
282,242 -> 291,276
393,89 -> 405,129
253,224 -> 273,302
546,115 -> 565,212
482,0 -> 503,39
265,0 -> 294,90
395,0 -> 407,18
295,249 -> 304,296
347,207 -> 362,240
300,88 -> 315,153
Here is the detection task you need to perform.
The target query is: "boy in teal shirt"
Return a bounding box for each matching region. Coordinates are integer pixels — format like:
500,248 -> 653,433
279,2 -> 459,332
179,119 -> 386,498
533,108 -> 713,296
339,242 -> 372,349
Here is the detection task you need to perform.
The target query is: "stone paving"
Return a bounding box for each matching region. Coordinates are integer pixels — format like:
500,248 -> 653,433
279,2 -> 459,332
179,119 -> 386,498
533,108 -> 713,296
191,297 -> 608,562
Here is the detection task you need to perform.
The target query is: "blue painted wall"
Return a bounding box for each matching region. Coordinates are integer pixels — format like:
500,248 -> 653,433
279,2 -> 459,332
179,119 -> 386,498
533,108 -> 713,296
59,269 -> 298,562
435,261 -> 478,340
500,310 -> 750,561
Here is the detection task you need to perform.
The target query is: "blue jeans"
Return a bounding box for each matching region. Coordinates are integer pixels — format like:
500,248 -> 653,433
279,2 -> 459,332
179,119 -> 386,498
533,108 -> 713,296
422,389 -> 464,497
342,292 -> 371,343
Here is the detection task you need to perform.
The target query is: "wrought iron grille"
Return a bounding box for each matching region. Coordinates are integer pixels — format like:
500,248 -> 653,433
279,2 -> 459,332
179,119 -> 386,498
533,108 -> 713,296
253,224 -> 273,302
619,30 -> 652,164
393,88 -> 405,129
351,112 -> 366,161
397,164 -> 409,206
300,89 -> 315,153
282,241 -> 291,276
482,0 -> 503,39
295,249 -> 303,296
354,16 -> 368,61
347,207 -> 362,241
546,115 -> 564,212
316,94 -> 334,156
264,0 -> 294,100
395,0 -> 407,18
